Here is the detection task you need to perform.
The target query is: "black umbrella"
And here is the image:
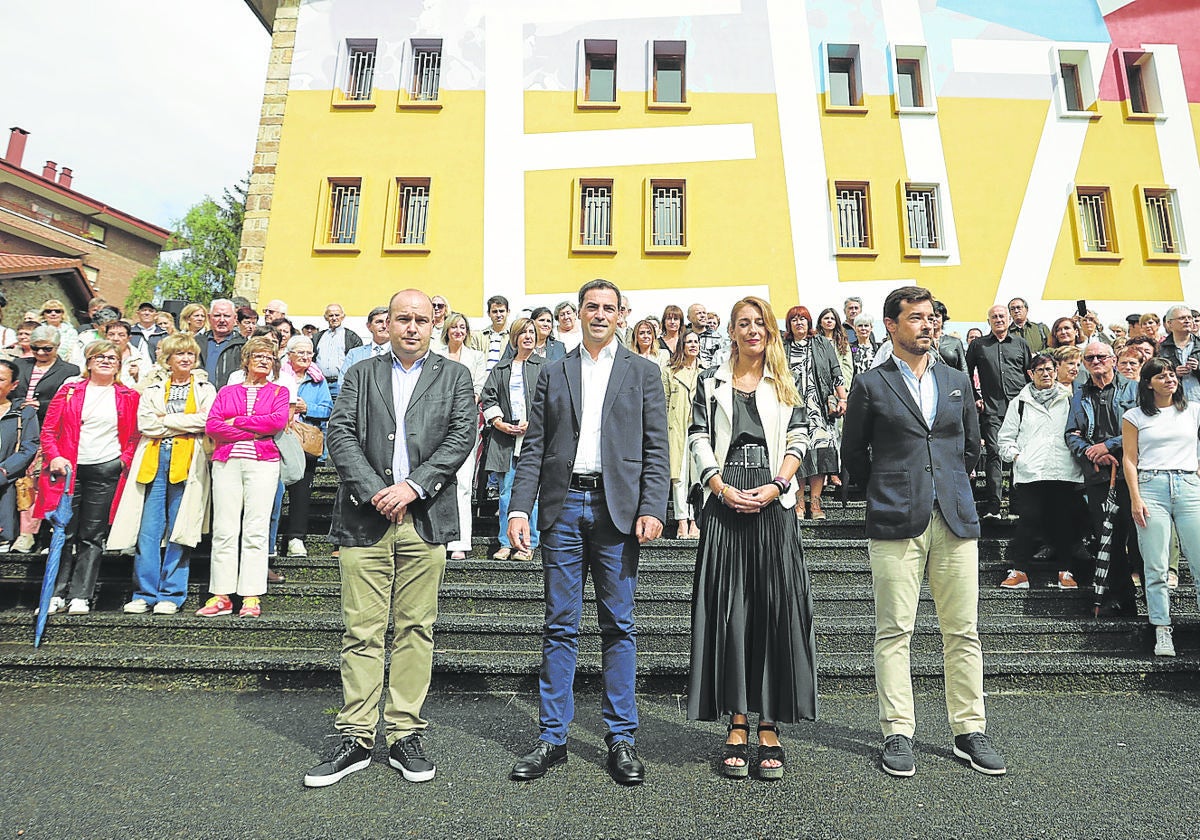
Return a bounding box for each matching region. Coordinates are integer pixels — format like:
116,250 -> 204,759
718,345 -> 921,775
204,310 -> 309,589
1091,465 -> 1120,617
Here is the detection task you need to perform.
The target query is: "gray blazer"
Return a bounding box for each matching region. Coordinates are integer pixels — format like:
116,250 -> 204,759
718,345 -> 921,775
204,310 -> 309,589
841,357 -> 981,540
480,354 -> 544,473
509,343 -> 670,534
326,351 -> 477,547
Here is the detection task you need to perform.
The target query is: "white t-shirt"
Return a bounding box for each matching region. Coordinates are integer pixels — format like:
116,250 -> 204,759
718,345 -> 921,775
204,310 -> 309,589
77,383 -> 121,465
1124,402 -> 1200,472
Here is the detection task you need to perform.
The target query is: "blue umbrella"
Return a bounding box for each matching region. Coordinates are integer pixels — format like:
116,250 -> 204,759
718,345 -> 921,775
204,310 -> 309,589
33,467 -> 74,648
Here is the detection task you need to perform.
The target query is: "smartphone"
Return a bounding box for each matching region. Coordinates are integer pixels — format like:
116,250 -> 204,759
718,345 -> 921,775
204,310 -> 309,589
1076,299 -> 1088,318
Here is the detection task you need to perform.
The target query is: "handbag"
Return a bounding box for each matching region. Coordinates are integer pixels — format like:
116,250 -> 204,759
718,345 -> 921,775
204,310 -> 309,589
275,427 -> 307,486
13,413 -> 35,512
291,419 -> 324,458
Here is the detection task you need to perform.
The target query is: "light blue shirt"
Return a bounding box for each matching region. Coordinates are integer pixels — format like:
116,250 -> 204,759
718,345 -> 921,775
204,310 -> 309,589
339,340 -> 390,380
390,350 -> 429,496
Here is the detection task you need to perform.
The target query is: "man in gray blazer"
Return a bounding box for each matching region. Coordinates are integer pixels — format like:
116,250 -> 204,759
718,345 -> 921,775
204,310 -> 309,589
842,285 -> 1005,779
507,279 -> 670,786
304,289 -> 476,789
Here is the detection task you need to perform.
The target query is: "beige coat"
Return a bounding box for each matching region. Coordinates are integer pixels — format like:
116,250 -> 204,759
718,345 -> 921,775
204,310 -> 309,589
688,361 -> 824,510
107,371 -> 216,550
666,363 -> 699,481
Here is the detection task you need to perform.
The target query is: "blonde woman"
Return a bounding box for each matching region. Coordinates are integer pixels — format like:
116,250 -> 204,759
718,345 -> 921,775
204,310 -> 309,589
687,297 -> 821,780
109,334 -> 216,614
179,303 -> 208,337
667,332 -> 701,538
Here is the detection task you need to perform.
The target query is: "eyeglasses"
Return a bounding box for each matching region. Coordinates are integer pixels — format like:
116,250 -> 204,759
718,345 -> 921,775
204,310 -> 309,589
432,302 -> 446,309
43,309 -> 63,315
90,355 -> 119,363
1083,354 -> 1114,362
290,351 -> 314,358
250,353 -> 276,362
31,345 -> 55,353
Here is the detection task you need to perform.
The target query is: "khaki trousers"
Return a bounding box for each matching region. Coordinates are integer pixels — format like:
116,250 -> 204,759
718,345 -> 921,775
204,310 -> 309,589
336,520 -> 446,748
869,509 -> 986,739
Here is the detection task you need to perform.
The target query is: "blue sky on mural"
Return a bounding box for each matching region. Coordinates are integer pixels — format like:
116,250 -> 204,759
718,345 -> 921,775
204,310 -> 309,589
937,0 -> 1111,43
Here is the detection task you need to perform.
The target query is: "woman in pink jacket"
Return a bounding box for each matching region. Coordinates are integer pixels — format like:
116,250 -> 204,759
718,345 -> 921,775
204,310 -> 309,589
37,340 -> 141,615
198,337 -> 290,618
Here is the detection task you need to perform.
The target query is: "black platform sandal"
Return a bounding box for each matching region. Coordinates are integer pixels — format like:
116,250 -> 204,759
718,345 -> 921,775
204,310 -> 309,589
721,719 -> 750,778
756,723 -> 785,780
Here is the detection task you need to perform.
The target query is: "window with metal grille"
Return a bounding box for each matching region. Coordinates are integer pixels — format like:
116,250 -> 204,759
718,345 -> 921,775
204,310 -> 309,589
328,180 -> 361,244
904,184 -> 942,251
834,182 -> 872,250
826,45 -> 862,107
343,40 -> 377,102
585,40 -> 617,103
395,179 -> 430,245
1143,188 -> 1185,255
653,41 -> 686,104
1075,187 -> 1115,253
651,180 -> 686,247
579,180 -> 613,247
410,39 -> 442,101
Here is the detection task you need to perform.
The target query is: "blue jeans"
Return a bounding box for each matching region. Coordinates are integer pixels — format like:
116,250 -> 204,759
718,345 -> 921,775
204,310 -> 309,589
538,488 -> 639,746
1134,471 -> 1200,625
497,461 -> 538,549
269,480 -> 285,553
132,445 -> 189,606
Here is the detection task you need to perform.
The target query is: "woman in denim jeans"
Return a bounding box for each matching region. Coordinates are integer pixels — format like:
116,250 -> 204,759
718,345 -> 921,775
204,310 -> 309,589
1122,357 -> 1200,657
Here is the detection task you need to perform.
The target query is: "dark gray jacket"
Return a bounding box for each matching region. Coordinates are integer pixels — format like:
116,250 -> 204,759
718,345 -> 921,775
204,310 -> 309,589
480,355 -> 544,472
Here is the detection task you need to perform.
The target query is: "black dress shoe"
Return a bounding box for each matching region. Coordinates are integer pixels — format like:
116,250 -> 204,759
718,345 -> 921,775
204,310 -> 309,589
511,740 -> 567,780
606,740 -> 645,785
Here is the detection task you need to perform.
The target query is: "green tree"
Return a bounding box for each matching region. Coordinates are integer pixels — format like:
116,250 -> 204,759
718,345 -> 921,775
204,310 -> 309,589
125,175 -> 248,311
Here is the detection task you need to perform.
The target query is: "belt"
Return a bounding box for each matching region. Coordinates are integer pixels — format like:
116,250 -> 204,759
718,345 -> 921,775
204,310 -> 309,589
1139,469 -> 1193,476
569,473 -> 603,491
723,443 -> 770,469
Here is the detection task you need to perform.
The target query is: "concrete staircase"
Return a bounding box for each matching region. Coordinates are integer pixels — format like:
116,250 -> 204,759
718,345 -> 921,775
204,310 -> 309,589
0,471 -> 1196,691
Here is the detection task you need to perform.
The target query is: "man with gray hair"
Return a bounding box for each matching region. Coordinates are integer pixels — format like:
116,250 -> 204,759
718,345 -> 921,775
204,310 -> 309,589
843,297 -> 871,344
1160,304 -> 1200,400
198,298 -> 246,388
1007,298 -> 1049,353
339,306 -> 393,377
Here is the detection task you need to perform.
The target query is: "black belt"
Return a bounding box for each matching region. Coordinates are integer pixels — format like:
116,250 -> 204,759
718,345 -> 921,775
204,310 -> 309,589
724,443 -> 770,469
569,473 -> 603,491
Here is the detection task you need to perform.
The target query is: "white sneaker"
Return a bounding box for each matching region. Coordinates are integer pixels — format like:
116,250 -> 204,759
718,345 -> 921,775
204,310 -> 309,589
67,598 -> 89,615
12,534 -> 35,553
37,596 -> 66,616
152,601 -> 179,615
1154,625 -> 1176,657
287,538 -> 308,558
123,598 -> 150,614
0,542 -> 11,553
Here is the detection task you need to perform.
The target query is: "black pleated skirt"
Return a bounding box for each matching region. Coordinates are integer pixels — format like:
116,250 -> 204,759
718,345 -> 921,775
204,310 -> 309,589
686,464 -> 818,723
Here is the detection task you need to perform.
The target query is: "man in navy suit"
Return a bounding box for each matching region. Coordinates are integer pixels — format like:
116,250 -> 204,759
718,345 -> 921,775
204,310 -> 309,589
506,279 -> 670,786
842,285 -> 1006,779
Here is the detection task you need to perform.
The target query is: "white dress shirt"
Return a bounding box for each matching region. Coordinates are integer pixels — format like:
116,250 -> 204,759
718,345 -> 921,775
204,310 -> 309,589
574,339 -> 618,474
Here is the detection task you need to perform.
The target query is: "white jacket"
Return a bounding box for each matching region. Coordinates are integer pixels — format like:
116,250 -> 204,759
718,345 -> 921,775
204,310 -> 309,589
997,382 -> 1083,485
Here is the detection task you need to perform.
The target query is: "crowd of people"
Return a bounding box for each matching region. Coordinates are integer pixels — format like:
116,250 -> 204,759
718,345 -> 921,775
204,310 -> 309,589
3,282 -> 1200,783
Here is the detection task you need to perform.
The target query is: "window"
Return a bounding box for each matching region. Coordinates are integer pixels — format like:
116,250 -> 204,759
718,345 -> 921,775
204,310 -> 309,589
903,184 -> 943,253
1073,186 -> 1119,258
652,41 -> 686,105
580,179 -> 613,247
341,40 -> 377,103
585,40 -> 617,104
327,179 -> 361,246
410,39 -> 442,101
825,44 -> 863,110
649,179 -> 686,250
891,45 -> 933,112
1122,50 -> 1164,118
395,179 -> 430,246
1055,49 -> 1098,117
1141,187 -> 1186,259
832,181 -> 873,253
85,221 -> 106,243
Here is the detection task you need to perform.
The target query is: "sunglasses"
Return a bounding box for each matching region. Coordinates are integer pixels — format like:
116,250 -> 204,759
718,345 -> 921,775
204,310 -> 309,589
31,345 -> 55,353
1084,354 -> 1113,362
43,309 -> 63,315
432,302 -> 446,309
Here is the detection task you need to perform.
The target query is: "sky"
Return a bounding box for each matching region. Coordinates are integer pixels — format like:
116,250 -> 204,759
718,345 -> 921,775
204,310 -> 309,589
0,0 -> 271,230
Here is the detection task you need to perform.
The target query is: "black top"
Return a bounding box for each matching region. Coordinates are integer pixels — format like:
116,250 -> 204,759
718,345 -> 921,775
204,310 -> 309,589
965,331 -> 1032,412
730,389 -> 767,449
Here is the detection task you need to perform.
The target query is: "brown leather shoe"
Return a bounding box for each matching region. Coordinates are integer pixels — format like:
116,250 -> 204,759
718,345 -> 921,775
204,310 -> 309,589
267,568 -> 286,584
809,499 -> 826,521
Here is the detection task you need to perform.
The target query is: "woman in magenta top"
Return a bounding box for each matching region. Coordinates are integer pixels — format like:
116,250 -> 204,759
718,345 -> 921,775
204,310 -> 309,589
198,337 -> 290,618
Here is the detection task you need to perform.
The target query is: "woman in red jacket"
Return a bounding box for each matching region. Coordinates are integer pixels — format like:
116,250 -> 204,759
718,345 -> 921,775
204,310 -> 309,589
37,340 -> 141,615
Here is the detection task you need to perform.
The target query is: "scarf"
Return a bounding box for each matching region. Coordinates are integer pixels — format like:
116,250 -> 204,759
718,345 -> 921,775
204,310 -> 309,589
136,378 -> 198,484
1030,382 -> 1067,409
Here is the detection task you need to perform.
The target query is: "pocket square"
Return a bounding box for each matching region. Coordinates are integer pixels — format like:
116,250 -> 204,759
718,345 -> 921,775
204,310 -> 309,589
950,389 -> 962,397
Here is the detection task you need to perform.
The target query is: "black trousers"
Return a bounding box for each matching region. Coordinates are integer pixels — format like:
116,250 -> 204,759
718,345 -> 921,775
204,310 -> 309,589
283,454 -> 319,539
979,410 -> 1005,513
54,458 -> 123,600
1006,481 -> 1086,579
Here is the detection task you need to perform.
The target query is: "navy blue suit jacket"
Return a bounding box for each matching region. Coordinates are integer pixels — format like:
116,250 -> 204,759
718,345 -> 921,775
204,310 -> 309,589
509,342 -> 669,534
841,357 -> 981,540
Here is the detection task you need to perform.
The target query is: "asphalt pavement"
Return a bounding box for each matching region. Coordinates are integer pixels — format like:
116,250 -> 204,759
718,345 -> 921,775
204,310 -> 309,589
1,684 -> 1198,839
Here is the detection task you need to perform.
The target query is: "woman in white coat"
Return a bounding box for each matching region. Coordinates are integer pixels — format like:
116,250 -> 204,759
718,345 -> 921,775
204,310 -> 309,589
109,333 -> 216,614
995,352 -> 1086,591
433,311 -> 486,560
